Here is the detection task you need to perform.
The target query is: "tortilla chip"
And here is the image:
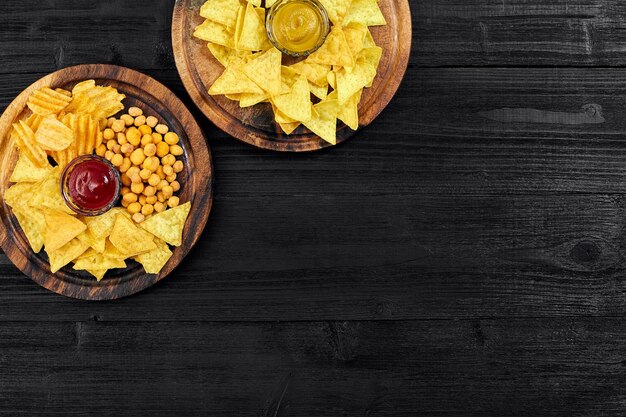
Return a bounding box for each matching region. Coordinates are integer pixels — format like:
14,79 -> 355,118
43,209 -> 86,252
303,99 -> 339,145
10,152 -> 53,183
85,269 -> 108,281
307,26 -> 355,68
199,0 -> 240,29
310,82 -> 328,100
343,0 -> 387,26
336,89 -> 361,130
134,238 -> 173,274
207,43 -> 250,67
47,238 -> 89,274
271,75 -> 312,122
109,213 -> 157,258
13,207 -> 45,253
73,250 -> 127,271
279,121 -> 301,135
27,169 -> 75,215
318,0 -> 352,25
209,64 -> 265,95
5,182 -> 37,209
290,62 -> 331,87
241,47 -> 282,96
194,19 -> 234,48
77,230 -> 106,254
336,61 -> 376,105
139,202 -> 191,247
236,3 -> 267,51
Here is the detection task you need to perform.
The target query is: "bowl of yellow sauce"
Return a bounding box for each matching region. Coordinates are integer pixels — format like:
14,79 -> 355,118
266,0 -> 330,57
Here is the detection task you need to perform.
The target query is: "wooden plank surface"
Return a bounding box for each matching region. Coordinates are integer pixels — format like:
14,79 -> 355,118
1,319 -> 625,417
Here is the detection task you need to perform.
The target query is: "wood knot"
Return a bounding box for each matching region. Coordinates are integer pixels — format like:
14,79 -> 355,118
570,240 -> 601,264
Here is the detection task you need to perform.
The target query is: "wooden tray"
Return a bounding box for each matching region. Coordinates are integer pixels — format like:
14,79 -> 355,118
0,64 -> 214,300
172,0 -> 412,152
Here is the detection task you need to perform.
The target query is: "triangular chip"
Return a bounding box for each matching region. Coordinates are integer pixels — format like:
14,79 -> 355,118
85,269 -> 108,281
271,74 -> 312,122
335,61 -> 376,105
303,99 -> 339,145
43,209 -> 86,252
239,92 -> 270,108
194,19 -> 235,48
10,153 -> 53,183
77,229 -> 106,254
134,238 -> 173,274
343,23 -> 368,56
207,43 -> 251,67
209,63 -> 265,95
109,214 -> 157,257
278,121 -> 301,135
333,89 -> 361,130
47,238 -> 89,274
73,250 -> 127,271
139,202 -> 191,247
318,0 -> 353,25
236,3 -> 267,51
5,182 -> 37,209
27,168 -> 75,215
290,62 -> 331,87
241,47 -> 282,96
82,207 -> 129,240
343,0 -> 387,26
310,82 -> 328,100
13,207 -> 46,253
199,0 -> 240,29
307,26 -> 355,68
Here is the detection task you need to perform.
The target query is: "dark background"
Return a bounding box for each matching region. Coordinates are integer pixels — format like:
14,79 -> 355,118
1,0 -> 626,416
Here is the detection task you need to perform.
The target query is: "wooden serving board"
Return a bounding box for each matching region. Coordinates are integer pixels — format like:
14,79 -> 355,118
0,64 -> 214,300
172,0 -> 412,152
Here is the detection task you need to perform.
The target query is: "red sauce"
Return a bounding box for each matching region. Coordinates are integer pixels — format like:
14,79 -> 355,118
67,159 -> 118,211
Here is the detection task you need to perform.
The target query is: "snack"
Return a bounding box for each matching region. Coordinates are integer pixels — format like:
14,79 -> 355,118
194,0 -> 386,145
5,81 -> 192,281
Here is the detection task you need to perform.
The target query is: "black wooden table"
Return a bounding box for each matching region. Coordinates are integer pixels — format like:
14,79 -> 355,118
2,1 -> 625,416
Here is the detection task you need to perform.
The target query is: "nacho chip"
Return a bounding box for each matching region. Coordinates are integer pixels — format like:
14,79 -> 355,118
85,269 -> 108,281
28,169 -> 75,214
4,182 -> 36,208
318,0 -> 353,25
77,229 -> 106,254
73,250 -> 127,271
241,47 -> 282,96
134,238 -> 173,274
278,121 -> 301,135
336,89 -> 361,130
307,26 -> 355,68
12,121 -> 48,168
239,92 -> 270,108
35,115 -> 74,151
139,202 -> 191,247
82,207 -> 129,240
10,153 -> 53,183
309,82 -> 328,100
336,61 -> 376,105
43,209 -> 86,252
236,3 -> 267,51
13,207 -> 45,253
290,62 -> 331,87
303,99 -> 339,145
343,23 -> 368,56
199,0 -> 240,29
209,64 -> 265,95
271,74 -> 312,122
208,43 -> 250,67
109,213 -> 157,257
47,238 -> 89,274
266,0 -> 279,7
194,19 -> 235,48
27,87 -> 72,116
343,0 -> 387,27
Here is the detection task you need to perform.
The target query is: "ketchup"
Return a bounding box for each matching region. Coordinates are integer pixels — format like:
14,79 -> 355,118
67,159 -> 119,211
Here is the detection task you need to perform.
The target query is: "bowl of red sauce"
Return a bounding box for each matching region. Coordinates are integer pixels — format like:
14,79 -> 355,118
61,155 -> 121,216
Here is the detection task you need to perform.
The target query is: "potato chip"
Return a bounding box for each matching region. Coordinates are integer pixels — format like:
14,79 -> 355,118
13,207 -> 45,253
27,87 -> 72,116
200,0 -> 240,29
271,74 -> 312,122
47,238 -> 89,274
50,145 -> 77,171
307,26 -> 355,68
247,0 -> 261,6
139,202 -> 191,247
134,238 -> 173,274
343,0 -> 387,27
55,88 -> 71,97
12,120 -> 48,168
35,115 -> 74,151
73,250 -> 127,272
28,170 -> 75,214
336,61 -> 376,105
62,113 -> 99,156
194,19 -> 235,48
43,209 -> 86,252
241,47 -> 282,96
11,113 -> 45,141
66,84 -> 125,121
109,213 -> 157,257
209,63 -> 265,95
236,3 -> 267,52
318,0 -> 353,25
10,152 -> 53,183
290,62 -> 332,87
303,99 -> 339,145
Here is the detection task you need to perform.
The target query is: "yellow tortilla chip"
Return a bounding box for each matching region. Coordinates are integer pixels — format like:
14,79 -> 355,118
43,209 -> 86,252
77,230 -> 106,254
35,115 -> 74,151
194,19 -> 234,48
27,168 -> 75,215
13,207 -> 45,253
318,0 -> 352,25
236,3 -> 267,51
27,87 -> 71,116
10,153 -> 53,183
303,99 -> 339,145
335,89 -> 361,130
209,63 -> 265,95
271,75 -> 312,122
73,250 -> 127,271
343,0 -> 387,26
47,238 -> 89,274
309,82 -> 328,100
279,121 -> 301,135
199,0 -> 240,29
139,202 -> 191,247
336,61 -> 376,105
266,0 -> 279,7
134,238 -> 173,274
241,47 -> 282,96
85,269 -> 108,281
82,207 -> 128,240
307,26 -> 355,68
239,92 -> 270,108
290,62 -> 331,87
207,43 -> 250,67
343,23 -> 368,56
109,213 -> 157,257
4,182 -> 36,209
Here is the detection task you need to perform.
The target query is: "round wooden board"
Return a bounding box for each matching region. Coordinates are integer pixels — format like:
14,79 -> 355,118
0,64 -> 214,300
172,0 -> 412,152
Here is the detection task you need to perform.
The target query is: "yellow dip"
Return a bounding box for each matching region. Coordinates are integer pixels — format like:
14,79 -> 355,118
271,1 -> 325,54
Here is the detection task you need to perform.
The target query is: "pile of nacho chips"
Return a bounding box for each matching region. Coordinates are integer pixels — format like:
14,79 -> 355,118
12,80 -> 126,169
194,0 -> 385,145
6,157 -> 191,280
5,81 -> 194,281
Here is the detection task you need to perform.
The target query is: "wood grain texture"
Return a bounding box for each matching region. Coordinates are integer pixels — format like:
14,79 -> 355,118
1,319 -> 625,417
172,0 -> 412,151
0,65 -> 213,300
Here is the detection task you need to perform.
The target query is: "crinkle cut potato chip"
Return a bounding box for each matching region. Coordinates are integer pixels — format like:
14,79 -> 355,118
27,87 -> 72,116
35,115 -> 75,151
66,84 -> 125,121
12,120 -> 48,168
196,0 -> 387,144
